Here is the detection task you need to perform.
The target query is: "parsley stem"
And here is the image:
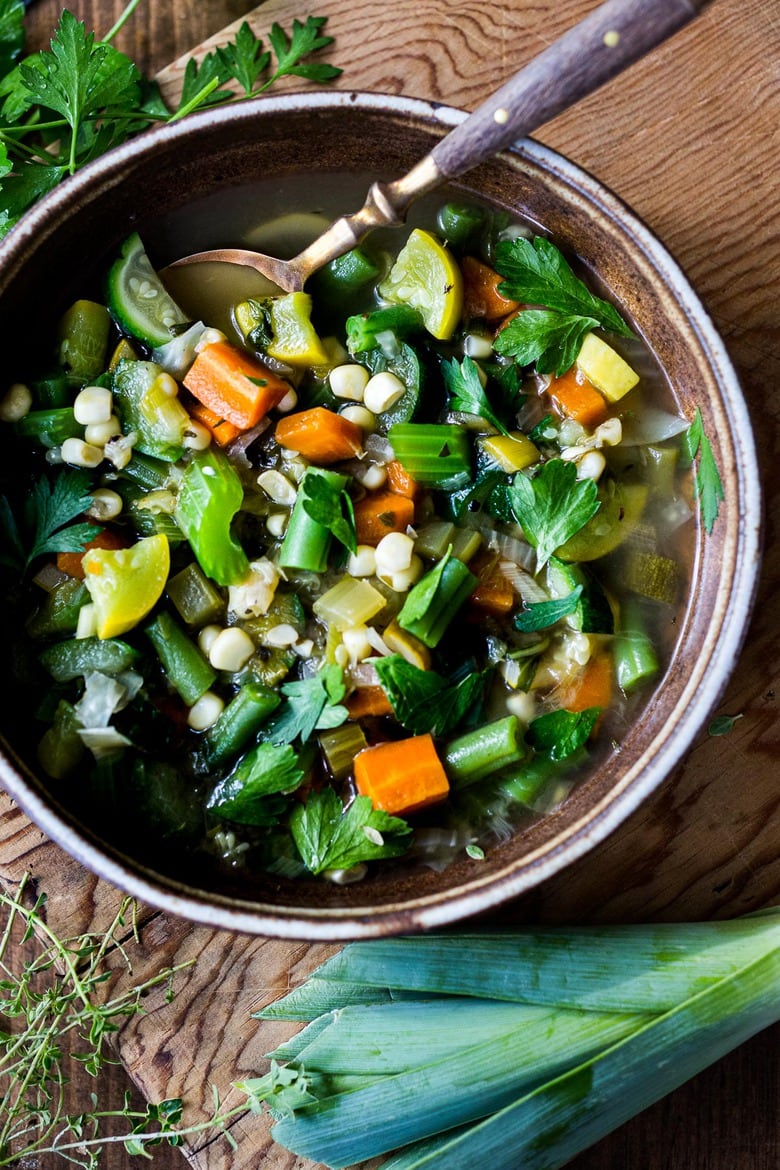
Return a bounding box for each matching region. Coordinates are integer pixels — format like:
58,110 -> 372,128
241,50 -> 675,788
100,0 -> 146,44
168,76 -> 225,122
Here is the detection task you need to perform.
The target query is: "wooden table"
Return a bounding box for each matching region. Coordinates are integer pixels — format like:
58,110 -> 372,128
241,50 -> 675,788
5,0 -> 779,1167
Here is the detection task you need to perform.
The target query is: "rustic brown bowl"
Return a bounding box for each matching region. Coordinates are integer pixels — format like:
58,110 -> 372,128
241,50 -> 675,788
0,93 -> 761,939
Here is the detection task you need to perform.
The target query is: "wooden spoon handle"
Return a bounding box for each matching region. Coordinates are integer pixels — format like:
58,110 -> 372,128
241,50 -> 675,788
430,0 -> 715,179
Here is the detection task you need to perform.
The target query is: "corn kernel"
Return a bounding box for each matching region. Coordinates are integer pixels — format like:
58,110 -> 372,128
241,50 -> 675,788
208,626 -> 255,672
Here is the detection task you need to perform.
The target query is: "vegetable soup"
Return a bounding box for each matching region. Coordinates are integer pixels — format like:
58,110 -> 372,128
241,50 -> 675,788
0,187 -> 697,888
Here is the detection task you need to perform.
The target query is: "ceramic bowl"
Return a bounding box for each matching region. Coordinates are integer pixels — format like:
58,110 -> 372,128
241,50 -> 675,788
0,93 -> 761,939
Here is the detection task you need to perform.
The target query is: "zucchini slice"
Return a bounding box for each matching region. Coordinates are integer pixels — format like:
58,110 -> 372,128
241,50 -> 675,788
107,233 -> 190,347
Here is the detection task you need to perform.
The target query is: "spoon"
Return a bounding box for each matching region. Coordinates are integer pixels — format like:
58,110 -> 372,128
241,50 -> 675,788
169,0 -> 713,292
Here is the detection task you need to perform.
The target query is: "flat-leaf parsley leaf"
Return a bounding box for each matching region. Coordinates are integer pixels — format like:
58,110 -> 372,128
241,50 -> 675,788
493,236 -> 634,377
290,788 -> 412,875
681,406 -> 724,534
508,460 -> 600,569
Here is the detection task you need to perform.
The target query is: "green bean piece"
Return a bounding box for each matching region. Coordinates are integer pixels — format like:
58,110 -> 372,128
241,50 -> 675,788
444,715 -> 525,788
278,468 -> 346,574
26,577 -> 89,640
436,201 -> 488,251
15,408 -> 82,449
201,680 -> 281,770
145,612 -> 217,706
40,636 -> 140,682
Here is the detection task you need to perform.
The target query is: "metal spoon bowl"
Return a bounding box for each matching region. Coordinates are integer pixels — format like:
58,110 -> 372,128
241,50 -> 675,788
168,0 -> 712,292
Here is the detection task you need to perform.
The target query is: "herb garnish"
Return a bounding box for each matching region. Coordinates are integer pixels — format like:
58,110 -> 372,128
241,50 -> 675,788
681,406 -> 724,534
262,664 -> 349,745
508,460 -> 600,569
526,707 -> 602,760
441,355 -> 509,434
290,788 -> 412,875
0,3 -> 341,234
514,586 -> 583,632
493,236 -> 634,376
373,654 -> 487,736
0,874 -> 248,1165
300,472 -> 358,554
207,742 -> 304,825
0,469 -> 100,573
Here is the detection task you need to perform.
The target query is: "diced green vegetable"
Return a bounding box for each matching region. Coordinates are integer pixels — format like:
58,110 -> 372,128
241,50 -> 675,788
443,715 -> 525,787
166,562 -> 225,627
388,423 -> 472,488
37,698 -> 85,779
57,299 -> 111,384
397,553 -> 477,647
15,408 -> 82,449
175,446 -> 250,586
199,680 -> 280,770
39,636 -> 139,681
112,359 -> 190,462
107,232 -> 189,347
145,611 -> 216,706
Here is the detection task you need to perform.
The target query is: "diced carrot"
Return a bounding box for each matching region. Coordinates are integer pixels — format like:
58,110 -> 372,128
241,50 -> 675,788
353,491 -> 416,545
354,733 -> 450,816
275,406 -> 364,464
183,340 -> 290,430
467,550 -> 515,617
56,528 -> 129,580
385,459 -> 422,501
547,366 -> 609,429
461,256 -> 519,322
346,686 -> 394,719
558,651 -> 614,714
187,399 -> 242,447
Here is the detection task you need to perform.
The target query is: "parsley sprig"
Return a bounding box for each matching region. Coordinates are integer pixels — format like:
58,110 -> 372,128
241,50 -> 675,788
441,355 -> 510,435
494,236 -> 634,376
508,459 -> 600,568
681,407 -> 724,534
0,3 -> 341,234
0,469 -> 101,574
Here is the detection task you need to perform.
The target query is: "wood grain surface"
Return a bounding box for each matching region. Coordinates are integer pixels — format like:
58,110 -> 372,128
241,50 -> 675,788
4,0 -> 779,1167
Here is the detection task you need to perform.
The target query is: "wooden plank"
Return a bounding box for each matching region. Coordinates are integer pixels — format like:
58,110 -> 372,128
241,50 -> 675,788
2,0 -> 778,1167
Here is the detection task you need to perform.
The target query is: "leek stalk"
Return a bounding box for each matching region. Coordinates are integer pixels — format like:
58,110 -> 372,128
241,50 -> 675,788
241,913 -> 779,1170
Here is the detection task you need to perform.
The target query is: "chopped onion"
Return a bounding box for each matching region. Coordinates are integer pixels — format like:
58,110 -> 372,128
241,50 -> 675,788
620,405 -> 690,445
365,433 -> 395,464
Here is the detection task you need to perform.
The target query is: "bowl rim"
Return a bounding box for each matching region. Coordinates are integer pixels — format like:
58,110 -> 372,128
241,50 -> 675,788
0,90 -> 763,939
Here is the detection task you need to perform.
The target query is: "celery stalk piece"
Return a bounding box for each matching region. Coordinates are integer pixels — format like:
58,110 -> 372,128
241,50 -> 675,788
380,930 -> 779,1170
303,916 -> 780,1013
175,446 -> 250,586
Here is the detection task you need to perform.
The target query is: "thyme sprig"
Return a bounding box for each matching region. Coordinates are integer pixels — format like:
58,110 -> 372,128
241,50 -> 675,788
0,874 -> 245,1166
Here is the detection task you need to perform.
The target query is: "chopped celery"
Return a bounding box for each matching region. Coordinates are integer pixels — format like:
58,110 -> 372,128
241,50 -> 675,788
313,576 -> 386,629
319,722 -> 368,781
624,549 -> 679,604
388,423 -> 471,488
